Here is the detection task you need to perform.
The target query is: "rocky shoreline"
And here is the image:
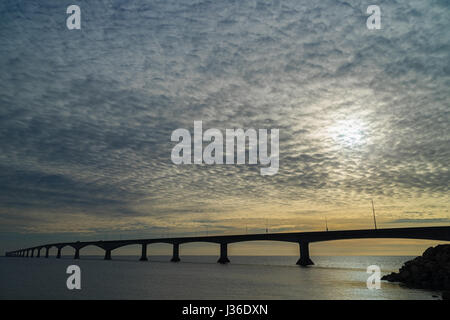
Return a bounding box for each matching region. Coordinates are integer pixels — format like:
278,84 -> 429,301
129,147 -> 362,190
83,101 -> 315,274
382,244 -> 450,299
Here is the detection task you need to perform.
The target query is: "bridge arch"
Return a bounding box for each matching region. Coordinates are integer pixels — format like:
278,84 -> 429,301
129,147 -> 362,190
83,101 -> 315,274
72,243 -> 106,259
108,243 -> 142,260
93,241 -> 147,260
45,246 -> 57,258
58,245 -> 75,259
227,240 -> 299,256
175,241 -> 221,263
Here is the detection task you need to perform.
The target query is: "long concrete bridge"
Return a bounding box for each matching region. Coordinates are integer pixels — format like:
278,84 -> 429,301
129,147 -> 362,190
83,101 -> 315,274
5,226 -> 450,266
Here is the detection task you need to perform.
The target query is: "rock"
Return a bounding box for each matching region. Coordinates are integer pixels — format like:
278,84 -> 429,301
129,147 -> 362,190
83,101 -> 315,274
442,291 -> 450,300
399,270 -> 411,280
423,247 -> 436,259
382,272 -> 399,282
382,244 -> 450,291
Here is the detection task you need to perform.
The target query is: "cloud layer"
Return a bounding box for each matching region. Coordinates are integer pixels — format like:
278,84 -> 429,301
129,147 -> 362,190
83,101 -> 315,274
0,0 -> 448,237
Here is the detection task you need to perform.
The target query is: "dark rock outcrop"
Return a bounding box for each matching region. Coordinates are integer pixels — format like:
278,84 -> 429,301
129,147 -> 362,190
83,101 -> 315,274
382,244 -> 450,293
442,291 -> 450,300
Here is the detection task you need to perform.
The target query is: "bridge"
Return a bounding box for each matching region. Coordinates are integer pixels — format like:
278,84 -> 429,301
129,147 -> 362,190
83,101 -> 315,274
5,226 -> 450,266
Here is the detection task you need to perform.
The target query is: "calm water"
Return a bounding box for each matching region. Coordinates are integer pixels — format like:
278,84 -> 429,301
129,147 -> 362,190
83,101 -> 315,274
0,255 -> 442,299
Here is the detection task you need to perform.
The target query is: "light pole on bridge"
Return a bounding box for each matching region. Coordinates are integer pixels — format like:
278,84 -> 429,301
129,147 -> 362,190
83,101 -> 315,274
371,199 -> 378,230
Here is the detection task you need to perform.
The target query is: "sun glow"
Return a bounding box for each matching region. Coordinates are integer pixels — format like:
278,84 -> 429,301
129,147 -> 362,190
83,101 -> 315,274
328,119 -> 366,147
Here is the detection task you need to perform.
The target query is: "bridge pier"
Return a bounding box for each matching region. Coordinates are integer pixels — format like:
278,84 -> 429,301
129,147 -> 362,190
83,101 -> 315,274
74,248 -> 80,259
296,242 -> 314,266
26,250 -> 29,257
140,244 -> 148,261
104,249 -> 112,260
30,249 -> 34,258
171,243 -> 180,262
217,243 -> 230,264
56,248 -> 61,259
36,248 -> 41,258
45,247 -> 49,258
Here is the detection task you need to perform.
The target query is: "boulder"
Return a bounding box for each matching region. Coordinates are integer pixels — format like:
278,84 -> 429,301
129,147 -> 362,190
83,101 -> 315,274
382,244 -> 450,293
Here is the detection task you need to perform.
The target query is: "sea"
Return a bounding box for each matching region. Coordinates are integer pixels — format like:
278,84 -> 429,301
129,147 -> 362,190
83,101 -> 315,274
0,255 -> 442,300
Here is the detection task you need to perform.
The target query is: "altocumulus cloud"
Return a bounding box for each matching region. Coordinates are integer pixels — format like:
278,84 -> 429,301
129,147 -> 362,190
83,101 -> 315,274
0,0 -> 449,234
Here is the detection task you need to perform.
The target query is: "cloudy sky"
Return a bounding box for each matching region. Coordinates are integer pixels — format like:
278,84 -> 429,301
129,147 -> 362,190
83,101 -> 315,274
0,0 -> 448,255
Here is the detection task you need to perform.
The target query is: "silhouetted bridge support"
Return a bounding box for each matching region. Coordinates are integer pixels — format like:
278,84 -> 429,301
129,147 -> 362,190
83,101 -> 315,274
171,243 -> 180,262
296,242 -> 314,266
217,243 -> 230,264
140,244 -> 148,261
104,249 -> 112,260
6,227 -> 450,266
